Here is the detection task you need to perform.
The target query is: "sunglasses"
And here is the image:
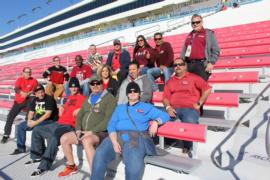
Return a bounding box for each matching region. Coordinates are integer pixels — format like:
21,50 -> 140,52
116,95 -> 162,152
173,63 -> 185,67
128,89 -> 139,94
191,21 -> 201,25
154,37 -> 162,41
90,81 -> 101,86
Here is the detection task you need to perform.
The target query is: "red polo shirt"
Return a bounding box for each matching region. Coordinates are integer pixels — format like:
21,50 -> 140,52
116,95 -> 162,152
163,72 -> 211,109
14,77 -> 38,104
58,94 -> 85,128
185,28 -> 206,60
70,64 -> 92,81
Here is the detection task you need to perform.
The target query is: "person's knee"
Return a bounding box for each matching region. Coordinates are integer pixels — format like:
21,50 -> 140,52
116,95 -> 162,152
60,134 -> 70,145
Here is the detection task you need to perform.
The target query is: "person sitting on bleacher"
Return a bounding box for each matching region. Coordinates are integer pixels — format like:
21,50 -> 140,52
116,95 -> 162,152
87,44 -> 103,74
133,35 -> 156,75
10,84 -> 58,155
90,82 -> 170,180
29,77 -> 85,177
64,55 -> 92,97
163,58 -> 211,157
1,67 -> 38,144
58,75 -> 117,177
106,39 -> 131,85
147,32 -> 174,92
97,64 -> 119,97
117,61 -> 152,104
43,56 -> 69,101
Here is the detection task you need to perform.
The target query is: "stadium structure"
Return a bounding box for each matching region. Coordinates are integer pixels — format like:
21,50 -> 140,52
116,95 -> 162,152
0,0 -> 270,179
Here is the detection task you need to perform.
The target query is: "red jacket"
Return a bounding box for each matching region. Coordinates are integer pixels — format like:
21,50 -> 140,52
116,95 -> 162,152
154,42 -> 174,67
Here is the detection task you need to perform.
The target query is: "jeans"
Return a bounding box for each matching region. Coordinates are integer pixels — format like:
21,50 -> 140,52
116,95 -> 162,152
31,124 -> 74,170
147,67 -> 172,91
140,67 -> 149,75
16,120 -> 54,152
64,82 -> 89,97
174,108 -> 199,149
91,137 -> 146,180
187,61 -> 211,81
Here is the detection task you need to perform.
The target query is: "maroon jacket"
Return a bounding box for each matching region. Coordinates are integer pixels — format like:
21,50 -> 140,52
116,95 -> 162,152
133,47 -> 156,67
154,41 -> 174,67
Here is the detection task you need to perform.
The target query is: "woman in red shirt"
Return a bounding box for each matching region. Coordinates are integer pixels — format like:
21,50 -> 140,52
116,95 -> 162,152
133,35 -> 156,75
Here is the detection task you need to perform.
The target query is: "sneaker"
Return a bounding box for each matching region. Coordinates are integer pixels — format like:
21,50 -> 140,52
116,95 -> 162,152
25,159 -> 42,166
58,165 -> 78,177
31,168 -> 46,177
9,149 -> 25,155
1,135 -> 9,144
182,148 -> 193,158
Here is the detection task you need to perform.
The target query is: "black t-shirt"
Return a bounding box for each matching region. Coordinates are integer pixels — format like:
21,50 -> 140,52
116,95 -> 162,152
29,94 -> 58,121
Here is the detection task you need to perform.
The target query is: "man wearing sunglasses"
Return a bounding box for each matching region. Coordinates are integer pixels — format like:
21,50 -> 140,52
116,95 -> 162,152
1,67 -> 38,144
147,32 -> 174,92
181,14 -> 220,81
163,58 -> 211,157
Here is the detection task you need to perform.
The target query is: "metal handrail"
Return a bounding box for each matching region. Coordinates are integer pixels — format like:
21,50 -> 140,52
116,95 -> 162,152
210,82 -> 270,170
266,112 -> 270,158
135,24 -> 160,38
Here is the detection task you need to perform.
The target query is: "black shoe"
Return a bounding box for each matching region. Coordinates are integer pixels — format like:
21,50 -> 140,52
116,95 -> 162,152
182,148 -> 193,158
25,159 -> 42,166
1,136 -> 9,144
31,169 -> 46,177
10,149 -> 25,155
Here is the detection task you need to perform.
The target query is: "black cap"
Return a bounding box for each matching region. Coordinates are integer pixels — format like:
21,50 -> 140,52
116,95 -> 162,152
34,84 -> 45,92
69,77 -> 80,88
113,39 -> 121,46
126,82 -> 141,95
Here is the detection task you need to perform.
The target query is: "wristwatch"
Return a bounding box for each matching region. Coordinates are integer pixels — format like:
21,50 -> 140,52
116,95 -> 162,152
196,101 -> 201,106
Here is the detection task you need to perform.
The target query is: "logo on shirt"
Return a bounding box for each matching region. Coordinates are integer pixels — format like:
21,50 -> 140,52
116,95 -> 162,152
35,102 -> 45,115
182,80 -> 189,85
136,109 -> 144,113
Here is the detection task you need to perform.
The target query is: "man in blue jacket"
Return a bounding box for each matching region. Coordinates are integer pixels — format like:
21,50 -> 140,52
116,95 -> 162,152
106,39 -> 131,85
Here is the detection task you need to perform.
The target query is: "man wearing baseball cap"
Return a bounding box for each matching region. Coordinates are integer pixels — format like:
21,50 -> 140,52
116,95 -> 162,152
10,84 -> 58,156
106,39 -> 131,84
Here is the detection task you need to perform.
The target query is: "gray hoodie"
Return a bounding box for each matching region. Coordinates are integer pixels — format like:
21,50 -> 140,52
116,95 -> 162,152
117,74 -> 152,104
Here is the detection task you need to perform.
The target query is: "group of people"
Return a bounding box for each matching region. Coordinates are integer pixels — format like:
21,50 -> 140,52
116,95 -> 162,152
1,14 -> 219,179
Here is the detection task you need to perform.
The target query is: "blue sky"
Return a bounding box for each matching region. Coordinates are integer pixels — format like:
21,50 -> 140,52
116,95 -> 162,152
0,0 -> 81,36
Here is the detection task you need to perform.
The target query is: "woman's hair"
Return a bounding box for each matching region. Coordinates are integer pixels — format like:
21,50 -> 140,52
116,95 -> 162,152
133,35 -> 151,56
97,64 -> 112,78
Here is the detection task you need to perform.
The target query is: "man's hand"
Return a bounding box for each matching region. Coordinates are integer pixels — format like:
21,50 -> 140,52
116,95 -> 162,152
193,102 -> 201,111
146,51 -> 151,59
20,91 -> 28,98
166,106 -> 176,118
160,65 -> 166,71
73,108 -> 80,117
149,121 -> 159,137
112,141 -> 122,154
27,120 -> 38,128
205,63 -> 214,73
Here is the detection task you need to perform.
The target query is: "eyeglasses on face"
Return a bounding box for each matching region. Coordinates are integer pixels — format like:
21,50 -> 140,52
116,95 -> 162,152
128,89 -> 139,94
24,71 -> 31,74
191,21 -> 201,25
173,63 -> 185,67
90,81 -> 101,86
154,37 -> 162,41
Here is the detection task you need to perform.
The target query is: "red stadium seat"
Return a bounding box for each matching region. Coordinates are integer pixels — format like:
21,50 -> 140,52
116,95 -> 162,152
208,71 -> 259,83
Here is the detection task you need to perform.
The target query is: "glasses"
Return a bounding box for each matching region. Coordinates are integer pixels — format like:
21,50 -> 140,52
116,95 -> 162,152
154,37 -> 162,41
173,63 -> 185,67
90,81 -> 101,86
128,89 -> 139,94
191,21 -> 201,25
24,71 -> 31,74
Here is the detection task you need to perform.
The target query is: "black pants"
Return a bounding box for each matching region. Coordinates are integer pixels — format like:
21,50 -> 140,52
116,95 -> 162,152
3,97 -> 33,136
187,60 -> 211,81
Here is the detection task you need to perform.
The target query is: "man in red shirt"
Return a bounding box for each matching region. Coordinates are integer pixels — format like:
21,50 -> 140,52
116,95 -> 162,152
106,39 -> 131,85
43,56 -> 69,100
181,14 -> 220,81
147,32 -> 174,91
65,55 -> 92,97
28,77 -> 85,177
1,67 -> 38,144
163,58 -> 211,157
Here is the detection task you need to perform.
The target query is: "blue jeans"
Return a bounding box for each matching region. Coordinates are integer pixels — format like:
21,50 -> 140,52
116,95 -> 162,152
64,82 -> 89,97
16,120 -> 54,152
91,137 -> 146,180
140,67 -> 149,75
147,67 -> 172,91
174,108 -> 199,149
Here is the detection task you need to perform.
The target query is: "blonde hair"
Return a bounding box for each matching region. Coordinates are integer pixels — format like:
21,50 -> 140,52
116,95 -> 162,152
97,64 -> 112,78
